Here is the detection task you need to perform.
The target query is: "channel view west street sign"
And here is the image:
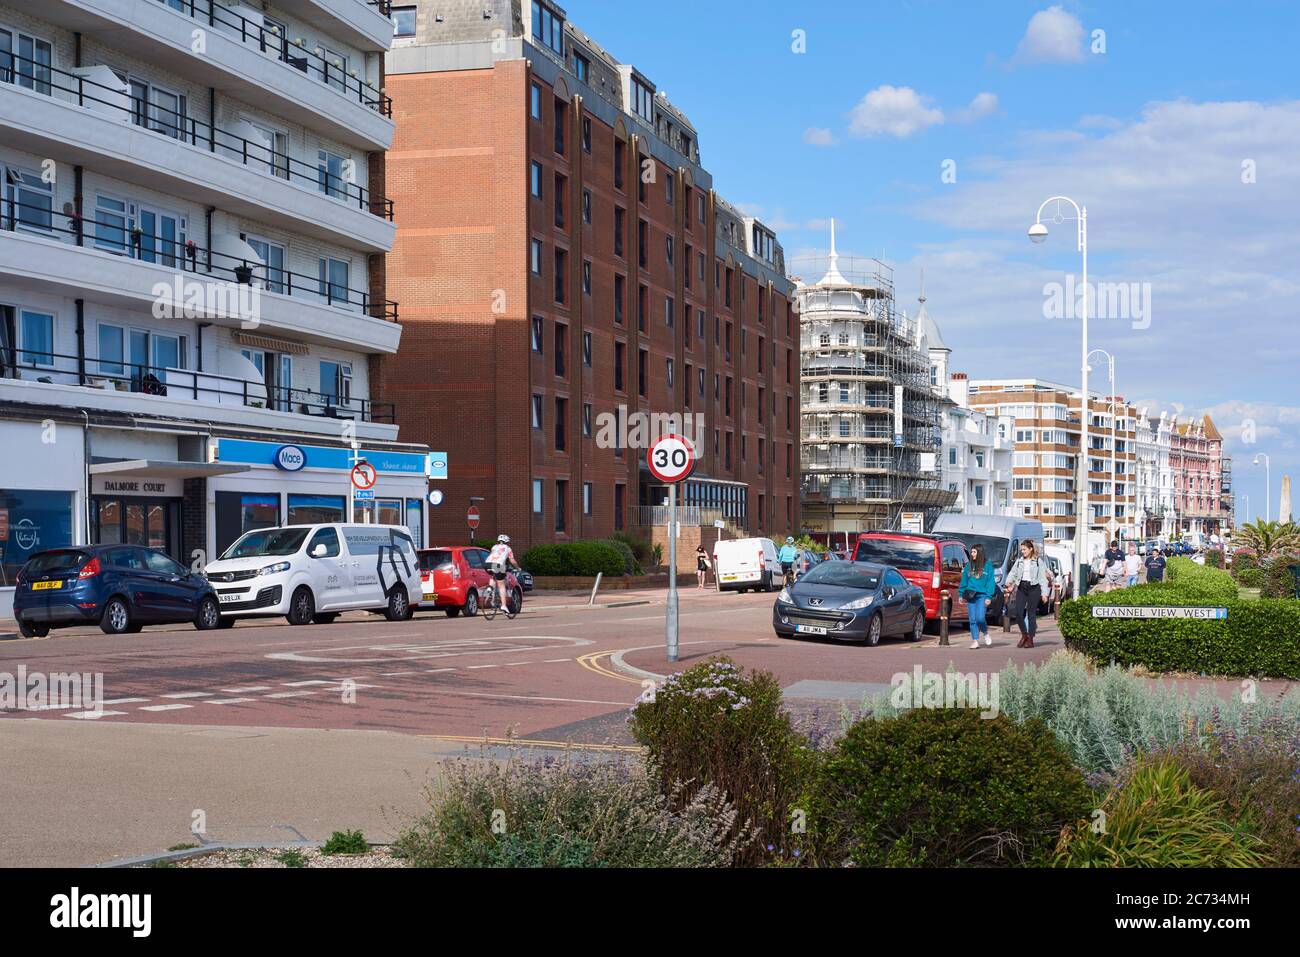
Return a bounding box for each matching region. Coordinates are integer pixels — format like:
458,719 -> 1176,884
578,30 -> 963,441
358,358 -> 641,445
1091,606 -> 1229,620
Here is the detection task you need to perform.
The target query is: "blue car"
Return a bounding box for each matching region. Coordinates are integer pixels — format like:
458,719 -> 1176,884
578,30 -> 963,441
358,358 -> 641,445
773,559 -> 927,646
13,545 -> 222,638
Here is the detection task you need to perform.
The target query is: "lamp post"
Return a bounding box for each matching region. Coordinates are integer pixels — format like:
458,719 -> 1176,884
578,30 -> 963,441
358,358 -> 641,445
1087,349 -> 1117,544
1030,196 -> 1088,597
1253,453 -> 1271,522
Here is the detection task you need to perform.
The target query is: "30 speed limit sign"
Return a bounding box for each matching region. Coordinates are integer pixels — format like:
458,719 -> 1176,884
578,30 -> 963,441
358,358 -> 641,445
646,433 -> 696,484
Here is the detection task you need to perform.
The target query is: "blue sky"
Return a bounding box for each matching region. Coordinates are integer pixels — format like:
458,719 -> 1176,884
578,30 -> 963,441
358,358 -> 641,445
572,0 -> 1299,522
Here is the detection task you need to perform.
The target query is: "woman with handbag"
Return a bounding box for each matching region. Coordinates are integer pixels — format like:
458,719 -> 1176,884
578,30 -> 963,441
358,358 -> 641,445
695,545 -> 711,589
959,544 -> 998,649
1004,540 -> 1052,648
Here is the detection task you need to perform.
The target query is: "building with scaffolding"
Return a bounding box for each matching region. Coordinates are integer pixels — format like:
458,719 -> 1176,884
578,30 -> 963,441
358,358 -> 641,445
794,226 -> 953,544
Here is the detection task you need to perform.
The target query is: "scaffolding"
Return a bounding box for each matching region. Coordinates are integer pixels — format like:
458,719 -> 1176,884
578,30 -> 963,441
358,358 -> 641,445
792,252 -> 950,532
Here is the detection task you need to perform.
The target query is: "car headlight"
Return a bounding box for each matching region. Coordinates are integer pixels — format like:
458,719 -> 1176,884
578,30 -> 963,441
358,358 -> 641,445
777,587 -> 792,603
259,561 -> 291,576
840,594 -> 875,610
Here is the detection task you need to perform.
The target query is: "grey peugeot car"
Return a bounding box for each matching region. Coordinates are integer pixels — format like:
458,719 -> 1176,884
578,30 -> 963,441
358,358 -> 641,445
772,560 -> 926,646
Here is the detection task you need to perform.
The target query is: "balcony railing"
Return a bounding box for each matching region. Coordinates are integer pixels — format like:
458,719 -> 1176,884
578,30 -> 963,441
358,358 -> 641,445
3,197 -> 398,320
0,51 -> 394,220
152,0 -> 392,115
2,349 -> 396,424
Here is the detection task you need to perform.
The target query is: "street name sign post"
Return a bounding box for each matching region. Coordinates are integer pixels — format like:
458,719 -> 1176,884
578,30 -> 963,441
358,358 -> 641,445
647,434 -> 697,662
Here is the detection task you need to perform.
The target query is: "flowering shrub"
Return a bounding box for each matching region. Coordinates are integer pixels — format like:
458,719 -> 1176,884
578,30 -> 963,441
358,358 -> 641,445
629,657 -> 813,862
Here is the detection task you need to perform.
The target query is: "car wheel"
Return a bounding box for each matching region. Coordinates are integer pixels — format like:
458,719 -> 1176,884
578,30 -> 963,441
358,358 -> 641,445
287,587 -> 315,626
100,598 -> 131,635
864,612 -> 882,647
194,597 -> 221,631
907,611 -> 924,642
216,617 -> 236,630
508,588 -> 523,617
445,608 -> 460,618
312,613 -> 340,625
17,619 -> 49,638
384,586 -> 410,622
739,587 -> 749,594
462,590 -> 479,617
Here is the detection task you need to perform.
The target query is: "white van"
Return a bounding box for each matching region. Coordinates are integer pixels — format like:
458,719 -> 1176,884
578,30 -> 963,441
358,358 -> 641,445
712,537 -> 782,593
206,524 -> 422,626
930,514 -> 1046,588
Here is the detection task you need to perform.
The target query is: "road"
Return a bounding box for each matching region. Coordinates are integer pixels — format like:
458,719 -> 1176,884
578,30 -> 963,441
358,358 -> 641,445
1,586 -> 1286,866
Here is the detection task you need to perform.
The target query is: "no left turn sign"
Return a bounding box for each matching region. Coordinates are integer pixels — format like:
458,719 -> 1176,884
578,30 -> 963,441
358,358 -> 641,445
351,462 -> 377,490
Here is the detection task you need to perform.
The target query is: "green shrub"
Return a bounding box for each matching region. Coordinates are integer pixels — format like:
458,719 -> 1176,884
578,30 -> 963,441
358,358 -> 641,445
394,755 -> 752,867
1059,568 -> 1300,677
629,657 -> 813,862
1055,756 -> 1269,867
866,653 -> 1300,775
1165,724 -> 1300,867
1259,554 -> 1300,600
611,531 -> 653,566
321,830 -> 368,855
1232,551 -> 1259,576
519,541 -> 626,577
1205,548 -> 1225,569
809,708 -> 1091,867
594,538 -> 641,576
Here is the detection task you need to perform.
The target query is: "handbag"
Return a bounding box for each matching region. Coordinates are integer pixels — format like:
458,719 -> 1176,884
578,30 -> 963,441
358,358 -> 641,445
961,589 -> 980,602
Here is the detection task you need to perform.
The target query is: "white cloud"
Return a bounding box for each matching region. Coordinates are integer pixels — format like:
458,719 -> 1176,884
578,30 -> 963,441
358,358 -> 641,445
802,127 -> 837,147
1014,5 -> 1086,64
957,92 -> 1000,123
848,85 -> 944,138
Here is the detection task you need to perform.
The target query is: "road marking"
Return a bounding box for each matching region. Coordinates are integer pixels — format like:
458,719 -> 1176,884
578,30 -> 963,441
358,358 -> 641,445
541,658 -> 572,663
206,697 -> 255,705
264,691 -> 315,699
420,733 -> 642,754
379,671 -> 421,677
465,664 -> 498,670
428,689 -> 632,707
577,651 -> 646,686
161,692 -> 212,699
64,710 -> 127,719
282,680 -> 336,687
139,704 -> 193,712
425,668 -> 457,673
220,686 -> 272,693
102,697 -> 150,705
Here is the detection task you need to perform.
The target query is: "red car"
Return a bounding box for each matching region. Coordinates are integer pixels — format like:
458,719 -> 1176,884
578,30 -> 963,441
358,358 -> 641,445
852,532 -> 970,626
417,546 -> 521,618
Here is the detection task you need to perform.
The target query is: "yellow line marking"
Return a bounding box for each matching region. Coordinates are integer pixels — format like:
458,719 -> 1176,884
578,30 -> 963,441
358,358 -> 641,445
419,734 -> 642,753
576,651 -> 645,685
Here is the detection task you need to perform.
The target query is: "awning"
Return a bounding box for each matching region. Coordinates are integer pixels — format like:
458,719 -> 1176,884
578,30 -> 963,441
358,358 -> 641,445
89,459 -> 251,479
902,485 -> 960,509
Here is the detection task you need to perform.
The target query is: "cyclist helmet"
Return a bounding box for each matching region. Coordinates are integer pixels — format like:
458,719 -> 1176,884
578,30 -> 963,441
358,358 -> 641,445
786,537 -> 795,544
497,534 -> 511,544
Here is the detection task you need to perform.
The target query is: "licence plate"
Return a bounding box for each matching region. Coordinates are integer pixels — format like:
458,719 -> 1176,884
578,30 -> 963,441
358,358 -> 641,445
218,593 -> 242,604
795,624 -> 828,636
31,580 -> 63,590
422,593 -> 436,602
721,574 -> 738,582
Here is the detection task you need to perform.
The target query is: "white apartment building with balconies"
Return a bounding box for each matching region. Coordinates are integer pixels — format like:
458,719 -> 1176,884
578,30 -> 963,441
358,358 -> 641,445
0,1 -> 432,616
941,373 -> 1015,516
1134,407 -> 1176,540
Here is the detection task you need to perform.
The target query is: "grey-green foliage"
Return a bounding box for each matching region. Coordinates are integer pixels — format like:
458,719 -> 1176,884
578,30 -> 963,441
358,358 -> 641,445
863,652 -> 1300,775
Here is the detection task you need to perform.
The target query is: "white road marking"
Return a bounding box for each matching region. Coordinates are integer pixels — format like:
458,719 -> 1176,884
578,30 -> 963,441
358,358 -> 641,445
541,658 -> 573,663
206,697 -> 255,705
161,692 -> 212,699
263,691 -> 314,699
102,697 -> 150,705
379,671 -> 421,677
220,686 -> 272,693
430,689 -> 632,706
139,704 -> 193,712
282,680 -> 336,687
64,710 -> 127,719
465,664 -> 498,670
425,668 -> 457,674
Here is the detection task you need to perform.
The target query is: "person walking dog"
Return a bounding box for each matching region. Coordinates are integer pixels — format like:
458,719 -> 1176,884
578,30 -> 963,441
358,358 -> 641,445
1004,540 -> 1052,649
960,543 -> 998,649
695,544 -> 711,589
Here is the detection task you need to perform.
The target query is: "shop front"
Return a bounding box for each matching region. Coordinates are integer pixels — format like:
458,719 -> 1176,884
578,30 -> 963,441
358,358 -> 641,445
209,438 -> 430,557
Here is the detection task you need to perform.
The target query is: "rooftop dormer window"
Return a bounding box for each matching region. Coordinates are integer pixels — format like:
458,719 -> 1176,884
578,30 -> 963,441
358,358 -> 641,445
531,1 -> 565,56
631,78 -> 653,122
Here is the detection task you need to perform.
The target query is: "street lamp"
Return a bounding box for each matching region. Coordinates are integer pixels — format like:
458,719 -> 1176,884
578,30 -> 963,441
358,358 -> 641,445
1030,196 -> 1089,597
1253,453 -> 1271,522
1087,349 -> 1118,544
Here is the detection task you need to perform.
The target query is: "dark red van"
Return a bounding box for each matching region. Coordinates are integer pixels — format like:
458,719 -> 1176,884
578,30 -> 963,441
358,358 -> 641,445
851,532 -> 970,625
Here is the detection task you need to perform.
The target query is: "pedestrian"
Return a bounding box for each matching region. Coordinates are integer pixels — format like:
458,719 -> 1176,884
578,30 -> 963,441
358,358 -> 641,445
1144,546 -> 1166,583
1100,556 -> 1126,592
1004,540 -> 1052,649
1104,539 -> 1124,567
960,544 -> 998,649
1124,543 -> 1142,587
695,545 -> 710,589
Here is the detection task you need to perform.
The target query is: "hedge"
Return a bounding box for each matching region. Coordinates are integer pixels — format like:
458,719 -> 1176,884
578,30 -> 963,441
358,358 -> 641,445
519,541 -> 627,578
594,538 -> 642,577
1059,564 -> 1300,677
1259,554 -> 1300,600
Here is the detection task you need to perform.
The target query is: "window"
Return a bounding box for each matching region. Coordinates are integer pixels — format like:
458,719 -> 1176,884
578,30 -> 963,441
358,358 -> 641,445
0,30 -> 53,96
665,296 -> 674,328
614,341 -> 625,391
320,360 -> 352,406
531,239 -> 543,275
531,315 -> 544,353
631,77 -> 654,122
613,206 -> 625,256
582,260 -> 591,296
93,194 -> 127,252
317,149 -> 348,200
532,479 -> 543,514
583,403 -> 592,437
638,284 -> 647,331
582,188 -> 591,224
530,83 -> 542,119
666,358 -> 674,389
637,348 -> 647,397
555,480 -> 567,532
246,237 -> 286,293
19,310 -> 54,367
555,398 -> 567,450
574,52 -> 590,83
322,48 -> 348,92
392,6 -> 417,37
531,394 -> 543,429
97,323 -> 124,376
530,161 -> 543,198
554,248 -> 566,303
318,258 -> 350,306
3,167 -> 53,233
554,172 -> 566,227
581,116 -> 591,152
531,0 -> 565,55
0,490 -> 73,582
666,176 -> 675,205
582,482 -> 592,516
638,219 -> 647,267
614,484 -> 624,531
554,322 -> 566,376
582,331 -> 592,366
666,235 -> 674,266
614,139 -> 625,190
554,98 -> 566,155
614,274 -> 625,323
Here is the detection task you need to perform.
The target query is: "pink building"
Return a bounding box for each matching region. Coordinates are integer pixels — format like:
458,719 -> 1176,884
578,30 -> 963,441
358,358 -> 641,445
1170,415 -> 1224,535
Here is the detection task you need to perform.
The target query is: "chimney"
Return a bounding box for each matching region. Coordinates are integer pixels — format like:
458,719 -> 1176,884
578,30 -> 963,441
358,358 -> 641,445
949,372 -> 970,408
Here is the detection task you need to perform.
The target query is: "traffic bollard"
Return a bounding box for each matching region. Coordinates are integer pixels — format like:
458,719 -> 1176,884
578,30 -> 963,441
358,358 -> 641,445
939,591 -> 951,646
1002,593 -> 1011,633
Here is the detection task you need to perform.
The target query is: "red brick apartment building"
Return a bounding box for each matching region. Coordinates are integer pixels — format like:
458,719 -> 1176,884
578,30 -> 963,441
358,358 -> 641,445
377,0 -> 800,546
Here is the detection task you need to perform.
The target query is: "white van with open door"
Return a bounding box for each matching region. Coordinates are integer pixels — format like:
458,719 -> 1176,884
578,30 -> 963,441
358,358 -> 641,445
712,537 -> 782,593
206,524 -> 421,625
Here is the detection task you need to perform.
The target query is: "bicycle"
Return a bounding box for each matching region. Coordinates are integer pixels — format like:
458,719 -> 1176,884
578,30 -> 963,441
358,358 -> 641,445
480,580 -> 519,622
782,562 -> 796,588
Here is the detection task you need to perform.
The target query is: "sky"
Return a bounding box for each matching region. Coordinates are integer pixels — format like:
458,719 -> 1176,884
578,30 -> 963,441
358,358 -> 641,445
571,0 -> 1300,523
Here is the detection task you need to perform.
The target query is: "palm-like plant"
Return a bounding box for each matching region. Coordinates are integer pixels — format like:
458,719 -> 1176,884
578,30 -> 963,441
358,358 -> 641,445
1235,519 -> 1300,558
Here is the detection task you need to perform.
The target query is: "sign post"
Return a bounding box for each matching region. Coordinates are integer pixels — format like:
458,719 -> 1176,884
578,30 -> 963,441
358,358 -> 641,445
466,504 -> 481,545
349,455 -> 376,523
647,433 -> 697,662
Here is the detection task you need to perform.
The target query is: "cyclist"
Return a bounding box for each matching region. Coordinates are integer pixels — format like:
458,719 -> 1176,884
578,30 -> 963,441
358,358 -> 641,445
778,536 -> 800,585
486,535 -> 517,615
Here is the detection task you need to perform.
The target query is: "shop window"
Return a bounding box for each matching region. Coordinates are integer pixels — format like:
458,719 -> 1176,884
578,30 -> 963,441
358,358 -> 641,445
0,489 -> 74,584
288,494 -> 345,527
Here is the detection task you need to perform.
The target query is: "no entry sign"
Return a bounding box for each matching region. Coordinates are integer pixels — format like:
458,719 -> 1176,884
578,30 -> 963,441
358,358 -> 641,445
646,433 -> 696,484
467,505 -> 481,530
